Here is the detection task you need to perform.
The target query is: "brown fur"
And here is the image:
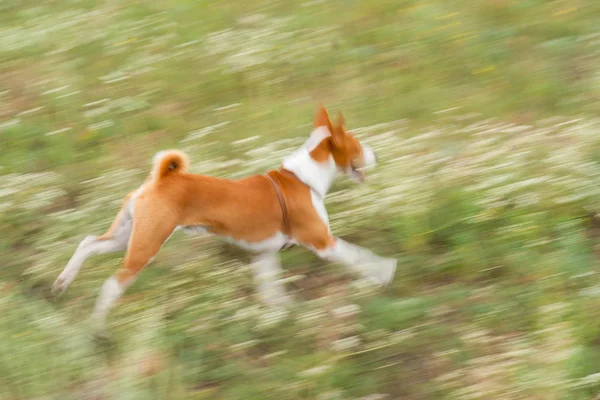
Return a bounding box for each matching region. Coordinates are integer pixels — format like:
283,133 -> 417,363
152,150 -> 189,181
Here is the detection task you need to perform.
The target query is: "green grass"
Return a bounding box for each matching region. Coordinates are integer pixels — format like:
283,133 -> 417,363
2,0 -> 600,399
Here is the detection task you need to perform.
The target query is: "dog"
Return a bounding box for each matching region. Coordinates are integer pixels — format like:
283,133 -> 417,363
52,104 -> 397,329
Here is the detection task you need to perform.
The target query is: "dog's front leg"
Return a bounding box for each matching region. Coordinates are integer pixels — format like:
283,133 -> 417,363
251,252 -> 292,306
313,237 -> 397,286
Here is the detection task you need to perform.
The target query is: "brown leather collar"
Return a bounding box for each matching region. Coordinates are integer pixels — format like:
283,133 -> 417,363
265,172 -> 292,237
265,168 -> 309,251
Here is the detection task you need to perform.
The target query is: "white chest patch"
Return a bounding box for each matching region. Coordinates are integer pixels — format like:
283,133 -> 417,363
282,127 -> 337,198
310,190 -> 330,231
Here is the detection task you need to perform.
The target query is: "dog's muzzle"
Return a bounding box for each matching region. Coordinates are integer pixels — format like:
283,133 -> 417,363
363,145 -> 377,169
348,145 -> 378,183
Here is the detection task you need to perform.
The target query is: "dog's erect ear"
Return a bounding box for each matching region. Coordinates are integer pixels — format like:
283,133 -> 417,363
336,112 -> 345,128
331,112 -> 346,148
314,103 -> 333,133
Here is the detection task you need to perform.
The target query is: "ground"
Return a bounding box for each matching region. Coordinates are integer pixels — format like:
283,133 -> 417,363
1,0 -> 600,399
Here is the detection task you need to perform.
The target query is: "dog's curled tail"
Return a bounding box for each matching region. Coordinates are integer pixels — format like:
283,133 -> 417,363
151,150 -> 189,182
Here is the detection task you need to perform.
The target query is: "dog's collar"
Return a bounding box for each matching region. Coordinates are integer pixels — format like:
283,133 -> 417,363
265,170 -> 299,251
265,172 -> 291,236
264,168 -> 312,228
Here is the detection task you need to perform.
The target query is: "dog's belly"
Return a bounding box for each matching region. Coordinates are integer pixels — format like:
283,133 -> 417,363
223,231 -> 292,253
179,225 -> 292,253
179,225 -> 209,236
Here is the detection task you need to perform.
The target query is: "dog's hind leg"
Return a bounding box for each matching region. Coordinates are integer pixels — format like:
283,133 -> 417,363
90,199 -> 177,330
52,194 -> 134,296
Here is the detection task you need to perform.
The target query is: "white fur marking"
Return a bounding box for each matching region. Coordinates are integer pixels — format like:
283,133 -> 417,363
179,225 -> 209,236
223,231 -> 291,253
251,253 -> 292,306
128,186 -> 144,216
282,127 -> 337,197
314,238 -> 396,286
310,190 -> 330,231
91,276 -> 125,327
153,150 -> 167,166
302,126 -> 331,151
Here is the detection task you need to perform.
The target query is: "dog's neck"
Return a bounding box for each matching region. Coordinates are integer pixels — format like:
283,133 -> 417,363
281,127 -> 337,198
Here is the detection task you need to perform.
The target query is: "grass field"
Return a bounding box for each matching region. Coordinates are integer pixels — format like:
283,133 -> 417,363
2,0 -> 600,399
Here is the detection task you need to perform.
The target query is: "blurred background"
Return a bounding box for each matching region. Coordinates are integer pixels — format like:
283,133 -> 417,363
2,0 -> 600,399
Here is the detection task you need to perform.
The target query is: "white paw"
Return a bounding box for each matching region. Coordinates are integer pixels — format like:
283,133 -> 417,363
275,293 -> 294,307
363,257 -> 397,287
52,235 -> 97,296
263,293 -> 294,308
258,287 -> 294,308
52,270 -> 74,296
87,318 -> 112,342
378,257 -> 397,287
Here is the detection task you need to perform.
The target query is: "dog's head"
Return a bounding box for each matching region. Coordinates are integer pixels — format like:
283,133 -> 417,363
310,104 -> 377,183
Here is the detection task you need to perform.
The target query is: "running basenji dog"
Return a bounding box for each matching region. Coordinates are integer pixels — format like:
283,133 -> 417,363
52,104 -> 397,329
